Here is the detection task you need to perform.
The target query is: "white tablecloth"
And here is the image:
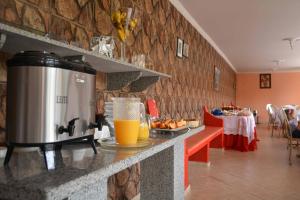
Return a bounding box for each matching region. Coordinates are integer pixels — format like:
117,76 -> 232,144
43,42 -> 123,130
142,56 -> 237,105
218,115 -> 256,143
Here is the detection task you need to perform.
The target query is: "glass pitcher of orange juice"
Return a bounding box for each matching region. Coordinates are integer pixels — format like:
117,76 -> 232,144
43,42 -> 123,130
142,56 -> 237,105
113,97 -> 141,145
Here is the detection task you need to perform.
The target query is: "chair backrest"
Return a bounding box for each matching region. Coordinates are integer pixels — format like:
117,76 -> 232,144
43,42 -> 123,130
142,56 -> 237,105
267,104 -> 274,116
281,108 -> 293,139
269,104 -> 280,123
266,104 -> 272,112
277,108 -> 287,125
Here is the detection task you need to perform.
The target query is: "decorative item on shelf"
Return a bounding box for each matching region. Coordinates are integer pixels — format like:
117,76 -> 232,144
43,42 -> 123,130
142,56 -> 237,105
183,41 -> 189,58
0,23 -> 170,81
176,37 -> 183,58
90,36 -> 115,58
260,73 -> 271,89
111,7 -> 139,62
131,54 -> 145,68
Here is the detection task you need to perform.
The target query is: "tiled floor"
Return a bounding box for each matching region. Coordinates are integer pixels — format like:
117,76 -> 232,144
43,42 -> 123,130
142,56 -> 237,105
185,125 -> 300,200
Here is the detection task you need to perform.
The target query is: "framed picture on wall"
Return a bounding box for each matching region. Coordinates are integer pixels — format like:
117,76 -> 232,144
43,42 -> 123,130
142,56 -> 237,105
260,73 -> 271,89
183,42 -> 189,57
176,37 -> 183,58
214,67 -> 221,91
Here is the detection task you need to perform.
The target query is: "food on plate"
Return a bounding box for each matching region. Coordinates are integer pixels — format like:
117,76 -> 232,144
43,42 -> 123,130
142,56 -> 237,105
168,121 -> 177,129
151,119 -> 187,129
176,119 -> 186,127
237,109 -> 252,116
222,110 -> 233,116
185,119 -> 200,128
222,105 -> 242,111
150,121 -> 160,129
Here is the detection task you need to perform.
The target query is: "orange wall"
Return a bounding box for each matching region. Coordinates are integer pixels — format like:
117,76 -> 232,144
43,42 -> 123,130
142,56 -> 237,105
236,72 -> 300,123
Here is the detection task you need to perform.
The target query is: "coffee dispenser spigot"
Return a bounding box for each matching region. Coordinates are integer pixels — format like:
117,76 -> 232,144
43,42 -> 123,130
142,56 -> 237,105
58,118 -> 80,136
88,114 -> 108,131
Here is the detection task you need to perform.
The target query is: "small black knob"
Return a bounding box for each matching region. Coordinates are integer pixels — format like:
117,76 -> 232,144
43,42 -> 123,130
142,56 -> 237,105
58,126 -> 67,134
68,118 -> 80,126
88,114 -> 107,131
68,118 -> 79,136
88,121 -> 102,131
58,118 -> 80,136
68,125 -> 76,137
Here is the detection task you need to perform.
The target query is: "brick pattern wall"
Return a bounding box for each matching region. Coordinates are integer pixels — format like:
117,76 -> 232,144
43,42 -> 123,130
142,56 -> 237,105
0,0 -> 236,199
0,53 -> 8,144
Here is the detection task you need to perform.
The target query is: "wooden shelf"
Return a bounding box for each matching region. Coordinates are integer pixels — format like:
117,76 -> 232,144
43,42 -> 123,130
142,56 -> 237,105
0,23 -> 171,78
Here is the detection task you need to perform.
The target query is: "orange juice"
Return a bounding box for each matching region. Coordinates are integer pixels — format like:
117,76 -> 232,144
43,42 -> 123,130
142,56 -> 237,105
138,123 -> 149,141
114,120 -> 140,145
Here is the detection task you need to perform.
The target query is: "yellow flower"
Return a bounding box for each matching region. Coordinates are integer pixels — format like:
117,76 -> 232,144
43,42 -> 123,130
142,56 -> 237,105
112,11 -> 122,25
111,10 -> 138,42
129,19 -> 137,31
120,12 -> 127,24
117,28 -> 126,42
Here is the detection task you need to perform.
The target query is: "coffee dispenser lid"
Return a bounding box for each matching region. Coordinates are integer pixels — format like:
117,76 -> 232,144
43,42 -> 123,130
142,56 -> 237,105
7,51 -> 96,75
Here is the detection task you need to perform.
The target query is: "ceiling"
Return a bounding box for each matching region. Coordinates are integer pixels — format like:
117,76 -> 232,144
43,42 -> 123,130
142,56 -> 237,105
178,0 -> 300,73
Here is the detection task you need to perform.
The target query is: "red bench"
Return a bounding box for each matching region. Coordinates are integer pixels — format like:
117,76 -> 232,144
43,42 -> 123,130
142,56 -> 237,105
184,106 -> 224,189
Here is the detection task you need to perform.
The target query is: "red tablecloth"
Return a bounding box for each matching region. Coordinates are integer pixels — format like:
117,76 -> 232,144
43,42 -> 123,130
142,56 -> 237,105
219,115 -> 258,152
224,128 -> 258,152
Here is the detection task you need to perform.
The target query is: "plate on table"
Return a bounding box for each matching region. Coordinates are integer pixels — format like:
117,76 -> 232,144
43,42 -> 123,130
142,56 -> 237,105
98,137 -> 152,149
153,126 -> 189,132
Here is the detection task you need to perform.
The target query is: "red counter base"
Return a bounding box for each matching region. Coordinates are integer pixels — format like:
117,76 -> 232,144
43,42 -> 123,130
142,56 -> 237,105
224,129 -> 257,152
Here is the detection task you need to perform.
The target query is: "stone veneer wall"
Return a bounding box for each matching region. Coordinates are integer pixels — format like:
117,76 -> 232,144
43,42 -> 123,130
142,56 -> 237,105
0,0 -> 236,199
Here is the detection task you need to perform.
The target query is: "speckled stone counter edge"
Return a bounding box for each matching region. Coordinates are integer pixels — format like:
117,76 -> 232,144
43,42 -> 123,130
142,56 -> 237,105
0,126 -> 205,199
49,126 -> 204,199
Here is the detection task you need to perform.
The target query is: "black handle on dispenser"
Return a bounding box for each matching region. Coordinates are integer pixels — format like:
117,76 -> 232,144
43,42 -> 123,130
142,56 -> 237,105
88,114 -> 107,131
68,117 -> 80,126
58,117 -> 80,136
88,122 -> 102,131
68,118 -> 79,136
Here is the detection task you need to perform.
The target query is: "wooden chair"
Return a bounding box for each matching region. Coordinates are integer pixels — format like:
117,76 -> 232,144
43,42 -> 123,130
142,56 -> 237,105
281,108 -> 300,165
277,108 -> 289,138
269,105 -> 281,137
266,104 -> 273,128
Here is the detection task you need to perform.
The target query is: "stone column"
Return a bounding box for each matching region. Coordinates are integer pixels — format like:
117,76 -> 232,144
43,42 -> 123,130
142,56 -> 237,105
140,141 -> 185,200
140,147 -> 174,200
67,178 -> 107,200
173,140 -> 185,200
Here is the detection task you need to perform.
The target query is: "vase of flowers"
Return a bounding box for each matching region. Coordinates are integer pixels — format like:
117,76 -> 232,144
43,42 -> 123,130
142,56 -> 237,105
111,7 -> 138,62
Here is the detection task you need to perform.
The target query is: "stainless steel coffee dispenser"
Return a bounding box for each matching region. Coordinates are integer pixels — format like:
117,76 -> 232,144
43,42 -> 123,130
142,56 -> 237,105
4,51 -> 100,169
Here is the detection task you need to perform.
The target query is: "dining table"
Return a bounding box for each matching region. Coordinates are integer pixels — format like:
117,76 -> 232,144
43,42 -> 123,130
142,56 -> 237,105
218,114 -> 257,152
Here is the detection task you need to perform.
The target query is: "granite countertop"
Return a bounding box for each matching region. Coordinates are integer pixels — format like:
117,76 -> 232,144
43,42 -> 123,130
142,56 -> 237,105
0,126 -> 204,199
